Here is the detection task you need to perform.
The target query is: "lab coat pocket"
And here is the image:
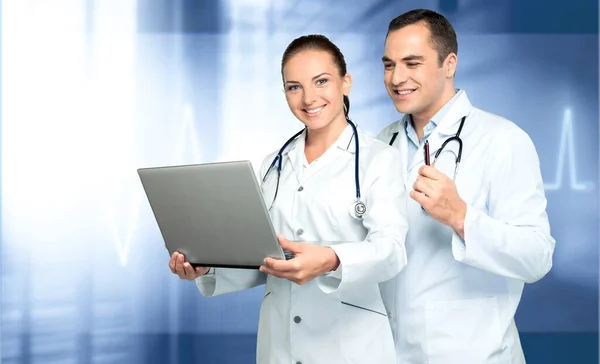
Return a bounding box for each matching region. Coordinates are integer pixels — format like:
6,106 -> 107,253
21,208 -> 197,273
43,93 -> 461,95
339,297 -> 396,364
340,301 -> 387,317
424,297 -> 507,364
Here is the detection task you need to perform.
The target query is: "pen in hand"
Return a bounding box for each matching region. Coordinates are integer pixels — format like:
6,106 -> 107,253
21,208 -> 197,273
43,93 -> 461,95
421,140 -> 431,213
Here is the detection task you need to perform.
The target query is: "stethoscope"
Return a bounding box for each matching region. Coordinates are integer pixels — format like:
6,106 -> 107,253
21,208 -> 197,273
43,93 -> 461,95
388,115 -> 466,180
260,118 -> 366,220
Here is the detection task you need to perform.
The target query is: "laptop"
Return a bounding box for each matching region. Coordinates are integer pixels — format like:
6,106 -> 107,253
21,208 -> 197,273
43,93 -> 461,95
138,160 -> 290,269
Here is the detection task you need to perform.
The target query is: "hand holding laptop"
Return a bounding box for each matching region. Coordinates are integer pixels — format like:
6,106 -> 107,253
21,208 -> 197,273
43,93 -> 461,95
167,236 -> 331,284
169,252 -> 210,280
259,236 -> 339,285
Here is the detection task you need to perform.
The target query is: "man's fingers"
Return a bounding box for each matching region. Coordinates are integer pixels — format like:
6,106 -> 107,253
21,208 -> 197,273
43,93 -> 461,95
413,178 -> 435,196
410,190 -> 429,205
419,165 -> 444,180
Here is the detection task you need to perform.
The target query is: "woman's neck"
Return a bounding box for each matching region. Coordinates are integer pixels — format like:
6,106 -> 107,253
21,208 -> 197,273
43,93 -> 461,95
304,113 -> 348,163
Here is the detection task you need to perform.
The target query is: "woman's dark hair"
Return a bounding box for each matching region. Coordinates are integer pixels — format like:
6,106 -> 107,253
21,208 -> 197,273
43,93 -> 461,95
281,34 -> 350,118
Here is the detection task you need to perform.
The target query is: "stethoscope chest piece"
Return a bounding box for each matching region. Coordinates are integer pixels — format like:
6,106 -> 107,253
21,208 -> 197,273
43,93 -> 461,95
350,199 -> 366,220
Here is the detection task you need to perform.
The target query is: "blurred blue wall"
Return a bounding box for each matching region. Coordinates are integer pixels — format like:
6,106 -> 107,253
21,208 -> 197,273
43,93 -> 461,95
1,0 -> 598,363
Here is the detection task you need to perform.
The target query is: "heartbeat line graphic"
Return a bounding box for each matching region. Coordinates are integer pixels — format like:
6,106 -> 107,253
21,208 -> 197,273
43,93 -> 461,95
107,104 -> 202,266
544,108 -> 593,191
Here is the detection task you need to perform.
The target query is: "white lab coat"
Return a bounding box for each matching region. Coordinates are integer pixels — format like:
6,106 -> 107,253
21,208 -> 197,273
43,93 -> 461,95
378,90 -> 555,364
196,124 -> 409,364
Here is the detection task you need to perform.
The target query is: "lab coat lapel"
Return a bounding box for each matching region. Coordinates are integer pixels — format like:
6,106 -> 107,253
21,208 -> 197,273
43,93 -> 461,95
407,91 -> 473,174
391,121 -> 410,188
383,118 -> 412,189
284,130 -> 306,185
301,148 -> 344,185
299,124 -> 354,185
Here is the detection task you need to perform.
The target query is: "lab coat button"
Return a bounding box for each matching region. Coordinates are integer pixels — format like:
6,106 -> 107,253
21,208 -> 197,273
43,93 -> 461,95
297,186 -> 304,191
293,316 -> 301,323
296,229 -> 304,235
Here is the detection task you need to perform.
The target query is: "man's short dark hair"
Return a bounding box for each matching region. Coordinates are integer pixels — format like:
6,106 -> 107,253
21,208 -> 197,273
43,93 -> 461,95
387,9 -> 457,66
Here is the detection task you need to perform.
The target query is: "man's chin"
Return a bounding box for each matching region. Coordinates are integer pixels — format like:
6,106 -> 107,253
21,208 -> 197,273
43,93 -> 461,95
392,102 -> 414,115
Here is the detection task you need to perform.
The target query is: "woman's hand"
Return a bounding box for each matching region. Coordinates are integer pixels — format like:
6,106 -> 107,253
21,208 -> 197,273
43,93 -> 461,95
259,236 -> 340,285
169,252 -> 210,280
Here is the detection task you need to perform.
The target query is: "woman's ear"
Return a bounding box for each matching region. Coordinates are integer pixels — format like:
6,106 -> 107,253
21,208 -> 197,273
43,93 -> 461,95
343,73 -> 353,96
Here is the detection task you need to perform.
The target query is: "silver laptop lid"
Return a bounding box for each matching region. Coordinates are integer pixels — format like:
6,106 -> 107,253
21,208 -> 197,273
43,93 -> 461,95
138,160 -> 285,269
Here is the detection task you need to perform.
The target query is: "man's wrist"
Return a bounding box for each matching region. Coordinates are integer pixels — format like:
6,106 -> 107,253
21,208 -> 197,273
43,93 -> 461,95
326,247 -> 340,272
452,201 -> 467,239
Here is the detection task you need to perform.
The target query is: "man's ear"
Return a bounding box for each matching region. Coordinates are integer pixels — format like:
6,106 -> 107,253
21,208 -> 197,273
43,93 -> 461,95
444,53 -> 457,78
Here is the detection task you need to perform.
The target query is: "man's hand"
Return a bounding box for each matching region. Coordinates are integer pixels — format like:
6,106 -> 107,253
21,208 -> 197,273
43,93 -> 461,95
410,165 -> 467,238
259,236 -> 340,285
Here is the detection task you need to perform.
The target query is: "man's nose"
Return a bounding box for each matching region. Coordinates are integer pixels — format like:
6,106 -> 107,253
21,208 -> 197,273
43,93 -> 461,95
390,67 -> 408,86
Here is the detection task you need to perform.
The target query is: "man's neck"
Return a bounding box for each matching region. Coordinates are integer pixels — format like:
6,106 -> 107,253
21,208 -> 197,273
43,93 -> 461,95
412,88 -> 457,140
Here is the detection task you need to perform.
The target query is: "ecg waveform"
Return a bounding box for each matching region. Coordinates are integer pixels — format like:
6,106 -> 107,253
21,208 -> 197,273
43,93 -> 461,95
543,108 -> 593,191
107,105 -> 202,266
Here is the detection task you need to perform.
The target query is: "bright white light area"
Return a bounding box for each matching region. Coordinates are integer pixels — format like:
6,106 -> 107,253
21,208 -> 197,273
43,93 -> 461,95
2,0 -> 88,247
86,0 -> 139,266
2,0 -> 139,266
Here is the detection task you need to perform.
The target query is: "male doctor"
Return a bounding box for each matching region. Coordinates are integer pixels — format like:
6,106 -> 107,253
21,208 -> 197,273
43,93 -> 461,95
377,9 -> 555,364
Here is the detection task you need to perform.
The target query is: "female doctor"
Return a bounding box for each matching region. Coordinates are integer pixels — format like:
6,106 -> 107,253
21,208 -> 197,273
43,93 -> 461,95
169,34 -> 408,364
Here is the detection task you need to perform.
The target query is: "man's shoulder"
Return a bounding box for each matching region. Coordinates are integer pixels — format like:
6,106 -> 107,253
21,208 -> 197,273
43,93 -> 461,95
359,128 -> 401,155
470,106 -> 528,139
375,119 -> 405,142
469,106 -> 536,159
357,128 -> 404,166
357,129 -> 405,175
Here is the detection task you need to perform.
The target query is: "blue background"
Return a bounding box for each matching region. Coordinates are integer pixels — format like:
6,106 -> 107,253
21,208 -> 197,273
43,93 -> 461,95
1,0 -> 598,363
